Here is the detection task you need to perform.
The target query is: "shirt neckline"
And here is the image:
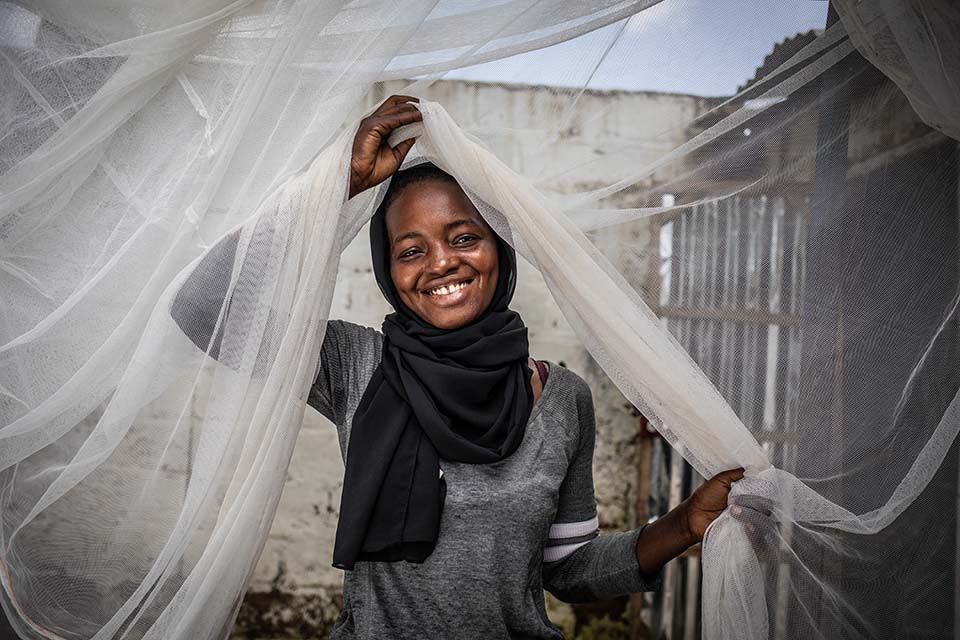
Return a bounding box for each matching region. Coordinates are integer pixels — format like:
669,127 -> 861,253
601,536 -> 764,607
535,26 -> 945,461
527,360 -> 557,426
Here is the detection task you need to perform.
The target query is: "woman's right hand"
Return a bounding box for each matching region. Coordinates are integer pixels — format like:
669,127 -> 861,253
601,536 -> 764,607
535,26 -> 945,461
349,95 -> 422,198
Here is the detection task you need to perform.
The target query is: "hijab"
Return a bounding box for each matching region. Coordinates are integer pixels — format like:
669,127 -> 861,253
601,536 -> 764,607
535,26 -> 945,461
332,164 -> 534,570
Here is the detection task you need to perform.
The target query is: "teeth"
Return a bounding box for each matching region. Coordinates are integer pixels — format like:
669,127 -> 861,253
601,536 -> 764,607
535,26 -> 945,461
427,281 -> 469,296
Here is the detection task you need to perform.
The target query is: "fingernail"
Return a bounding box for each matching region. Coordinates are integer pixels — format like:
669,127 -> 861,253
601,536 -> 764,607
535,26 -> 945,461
732,506 -> 742,516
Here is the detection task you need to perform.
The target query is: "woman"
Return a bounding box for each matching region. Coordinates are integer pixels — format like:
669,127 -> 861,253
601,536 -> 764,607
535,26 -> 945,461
173,95 -> 743,639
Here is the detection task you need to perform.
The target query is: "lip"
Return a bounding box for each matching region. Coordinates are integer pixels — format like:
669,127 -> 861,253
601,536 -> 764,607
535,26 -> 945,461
419,278 -> 475,307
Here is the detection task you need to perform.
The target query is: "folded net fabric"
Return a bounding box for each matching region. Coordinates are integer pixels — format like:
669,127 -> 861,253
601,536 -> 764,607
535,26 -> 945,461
1,1 -> 959,638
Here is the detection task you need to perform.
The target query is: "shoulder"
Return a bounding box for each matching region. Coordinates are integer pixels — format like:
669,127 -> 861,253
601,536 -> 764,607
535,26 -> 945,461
539,364 -> 596,446
543,363 -> 594,409
325,319 -> 383,352
323,320 -> 384,371
313,320 -> 384,436
319,320 -> 384,390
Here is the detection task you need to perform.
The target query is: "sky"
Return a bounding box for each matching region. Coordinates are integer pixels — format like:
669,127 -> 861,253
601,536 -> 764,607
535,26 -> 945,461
442,0 -> 829,97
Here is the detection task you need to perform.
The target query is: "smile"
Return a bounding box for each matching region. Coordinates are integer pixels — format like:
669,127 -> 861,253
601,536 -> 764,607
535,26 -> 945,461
422,279 -> 473,297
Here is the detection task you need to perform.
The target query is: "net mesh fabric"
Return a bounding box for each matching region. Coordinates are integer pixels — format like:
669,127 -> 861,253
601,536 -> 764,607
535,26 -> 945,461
1,1 -> 959,638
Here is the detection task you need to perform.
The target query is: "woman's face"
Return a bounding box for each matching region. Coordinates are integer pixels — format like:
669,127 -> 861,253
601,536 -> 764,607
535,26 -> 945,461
385,179 -> 500,330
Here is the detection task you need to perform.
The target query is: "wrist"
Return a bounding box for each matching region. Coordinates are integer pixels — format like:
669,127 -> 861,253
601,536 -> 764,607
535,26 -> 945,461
675,501 -> 699,547
634,505 -> 697,578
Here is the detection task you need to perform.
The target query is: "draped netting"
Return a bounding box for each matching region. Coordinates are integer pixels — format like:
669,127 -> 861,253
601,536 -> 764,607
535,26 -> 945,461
1,1 -> 959,639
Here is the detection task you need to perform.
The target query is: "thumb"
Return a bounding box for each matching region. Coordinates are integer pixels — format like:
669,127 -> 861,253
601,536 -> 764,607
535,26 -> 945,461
391,137 -> 417,165
716,467 -> 745,486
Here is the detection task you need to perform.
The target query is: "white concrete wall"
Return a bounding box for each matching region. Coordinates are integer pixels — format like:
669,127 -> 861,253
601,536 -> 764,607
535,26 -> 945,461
367,79 -> 715,193
237,79 -> 712,636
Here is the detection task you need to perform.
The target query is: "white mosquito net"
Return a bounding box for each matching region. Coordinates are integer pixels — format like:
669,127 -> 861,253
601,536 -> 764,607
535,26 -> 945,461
1,1 -> 959,638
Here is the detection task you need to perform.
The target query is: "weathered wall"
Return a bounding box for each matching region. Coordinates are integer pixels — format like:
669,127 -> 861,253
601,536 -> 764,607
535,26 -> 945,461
233,79 -> 713,638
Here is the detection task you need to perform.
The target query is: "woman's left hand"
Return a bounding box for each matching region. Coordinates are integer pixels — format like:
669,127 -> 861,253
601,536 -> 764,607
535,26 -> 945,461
680,467 -> 744,542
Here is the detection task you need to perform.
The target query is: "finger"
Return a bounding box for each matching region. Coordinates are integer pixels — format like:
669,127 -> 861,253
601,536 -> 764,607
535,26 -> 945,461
371,110 -> 423,133
391,137 -> 417,164
385,94 -> 419,104
377,95 -> 420,112
380,101 -> 420,112
363,107 -> 421,137
377,103 -> 422,118
716,468 -> 745,485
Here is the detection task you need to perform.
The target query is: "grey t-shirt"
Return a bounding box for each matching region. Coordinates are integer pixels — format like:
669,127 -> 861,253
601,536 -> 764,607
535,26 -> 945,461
310,320 -> 660,639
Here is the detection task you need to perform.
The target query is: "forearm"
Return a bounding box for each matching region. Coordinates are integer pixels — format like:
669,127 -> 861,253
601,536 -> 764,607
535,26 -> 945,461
635,503 -> 697,578
543,527 -> 662,603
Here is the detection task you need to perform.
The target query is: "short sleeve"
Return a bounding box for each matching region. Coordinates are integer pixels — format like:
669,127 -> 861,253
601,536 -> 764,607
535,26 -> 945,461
307,319 -> 383,426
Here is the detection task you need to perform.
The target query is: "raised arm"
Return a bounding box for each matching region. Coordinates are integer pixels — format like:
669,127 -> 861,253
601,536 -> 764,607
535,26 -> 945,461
170,227 -> 347,423
170,94 -> 419,422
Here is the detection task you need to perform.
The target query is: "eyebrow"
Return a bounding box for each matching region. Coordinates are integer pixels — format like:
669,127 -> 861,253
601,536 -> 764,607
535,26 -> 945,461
392,219 -> 481,244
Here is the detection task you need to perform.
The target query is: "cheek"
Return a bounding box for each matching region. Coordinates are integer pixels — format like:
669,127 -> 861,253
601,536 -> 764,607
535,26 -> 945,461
485,248 -> 500,296
391,264 -> 417,295
477,248 -> 500,303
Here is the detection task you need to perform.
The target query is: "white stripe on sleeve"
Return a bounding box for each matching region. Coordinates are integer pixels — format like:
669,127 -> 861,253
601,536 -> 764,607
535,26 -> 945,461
547,515 -> 599,540
543,539 -> 593,563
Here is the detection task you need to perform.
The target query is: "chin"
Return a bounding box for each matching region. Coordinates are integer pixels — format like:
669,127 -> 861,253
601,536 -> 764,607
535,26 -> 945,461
421,308 -> 480,330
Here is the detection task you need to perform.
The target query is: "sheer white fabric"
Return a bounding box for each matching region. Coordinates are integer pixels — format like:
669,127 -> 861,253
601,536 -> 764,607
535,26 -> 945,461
834,0 -> 960,141
2,1 -> 960,638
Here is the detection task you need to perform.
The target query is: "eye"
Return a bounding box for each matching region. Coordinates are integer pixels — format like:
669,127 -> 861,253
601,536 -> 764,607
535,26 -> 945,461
397,247 -> 422,260
454,234 -> 479,246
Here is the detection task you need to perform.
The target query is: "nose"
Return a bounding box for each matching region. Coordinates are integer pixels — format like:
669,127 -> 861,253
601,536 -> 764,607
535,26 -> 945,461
427,243 -> 460,275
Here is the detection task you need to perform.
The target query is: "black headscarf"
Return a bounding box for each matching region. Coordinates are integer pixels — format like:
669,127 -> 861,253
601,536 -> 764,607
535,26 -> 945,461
332,164 -> 533,570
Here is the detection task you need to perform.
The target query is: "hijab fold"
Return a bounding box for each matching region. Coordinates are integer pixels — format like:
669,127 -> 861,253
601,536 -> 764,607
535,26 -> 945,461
332,177 -> 533,570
